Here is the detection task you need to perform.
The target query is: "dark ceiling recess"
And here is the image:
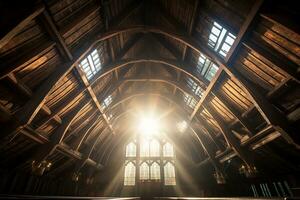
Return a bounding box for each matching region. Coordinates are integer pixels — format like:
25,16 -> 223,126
0,0 -> 299,198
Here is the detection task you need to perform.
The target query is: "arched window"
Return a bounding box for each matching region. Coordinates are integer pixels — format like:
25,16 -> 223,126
140,139 -> 149,157
124,162 -> 136,186
126,142 -> 136,157
163,142 -> 174,157
124,136 -> 176,185
150,139 -> 160,157
164,162 -> 176,185
140,162 -> 149,180
150,162 -> 160,180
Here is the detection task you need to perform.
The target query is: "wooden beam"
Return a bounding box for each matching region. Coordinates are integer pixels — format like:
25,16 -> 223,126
34,88 -> 84,128
189,127 -> 226,178
204,103 -> 255,167
72,127 -> 105,173
71,117 -> 103,151
0,3 -> 44,49
214,88 -> 256,135
76,66 -> 115,134
0,41 -> 55,79
181,0 -> 200,61
190,69 -> 224,120
38,10 -> 73,60
4,24 -> 296,147
19,127 -> 102,169
109,0 -> 143,27
195,117 -> 226,151
32,98 -> 90,162
225,0 -> 264,63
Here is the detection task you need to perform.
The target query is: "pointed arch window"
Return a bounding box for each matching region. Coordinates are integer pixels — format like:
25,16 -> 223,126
150,162 -> 161,180
124,162 -> 136,186
164,162 -> 176,185
140,162 -> 149,180
124,137 -> 175,186
126,142 -> 136,157
163,142 -> 174,157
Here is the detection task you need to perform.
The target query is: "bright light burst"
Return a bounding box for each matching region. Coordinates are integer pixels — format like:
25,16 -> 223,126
138,116 -> 161,135
177,120 -> 188,133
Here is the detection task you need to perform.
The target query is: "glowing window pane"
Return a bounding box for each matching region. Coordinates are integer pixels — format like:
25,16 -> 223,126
140,162 -> 149,180
163,143 -> 174,157
164,162 -> 176,185
150,162 -> 160,180
79,49 -> 102,80
126,142 -> 136,157
140,139 -> 149,157
150,139 -> 160,157
196,54 -> 219,82
187,78 -> 203,97
124,162 -> 135,186
184,94 -> 197,109
205,63 -> 219,81
102,95 -> 112,110
207,21 -> 236,57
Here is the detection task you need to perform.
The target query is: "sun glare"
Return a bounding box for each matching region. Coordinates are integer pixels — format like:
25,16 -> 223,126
138,116 -> 161,135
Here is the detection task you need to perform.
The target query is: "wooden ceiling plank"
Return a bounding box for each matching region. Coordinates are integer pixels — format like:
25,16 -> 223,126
204,103 -> 255,168
225,0 -> 264,63
4,24 -> 296,150
32,98 -> 90,163
19,127 -> 102,170
0,4 -> 44,49
190,127 -> 226,180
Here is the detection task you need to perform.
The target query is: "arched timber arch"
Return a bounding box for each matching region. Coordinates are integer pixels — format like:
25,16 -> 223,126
7,25 -> 296,149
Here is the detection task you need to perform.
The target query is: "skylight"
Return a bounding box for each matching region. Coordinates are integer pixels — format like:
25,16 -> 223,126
208,22 -> 236,57
102,95 -> 112,110
187,78 -> 203,97
184,93 -> 197,109
197,53 -> 219,81
79,49 -> 102,80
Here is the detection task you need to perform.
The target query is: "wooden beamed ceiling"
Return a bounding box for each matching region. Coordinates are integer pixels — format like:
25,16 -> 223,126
0,0 -> 299,179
